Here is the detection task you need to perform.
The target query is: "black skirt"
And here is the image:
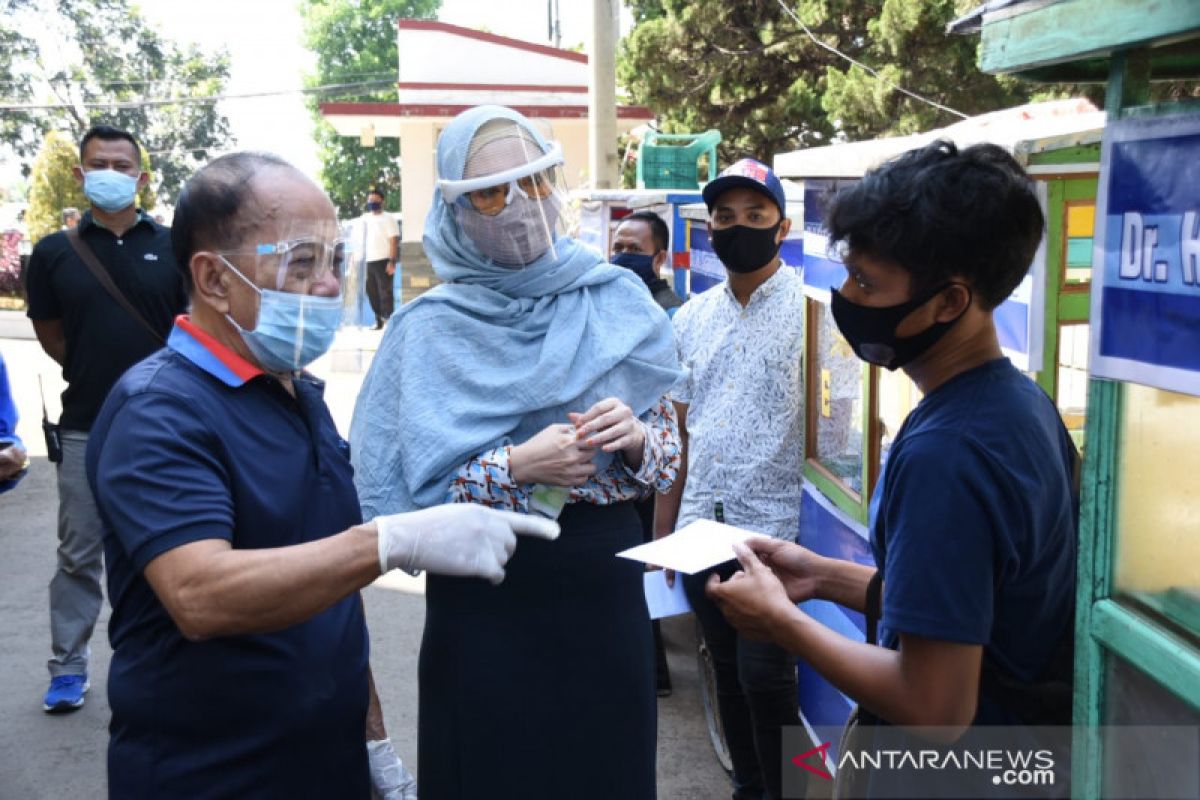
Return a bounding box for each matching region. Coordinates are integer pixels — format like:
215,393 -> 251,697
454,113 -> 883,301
417,500 -> 656,800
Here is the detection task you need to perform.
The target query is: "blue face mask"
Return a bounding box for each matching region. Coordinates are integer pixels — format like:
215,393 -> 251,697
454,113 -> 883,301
611,251 -> 662,289
83,169 -> 139,213
366,201 -> 382,212
220,256 -> 343,373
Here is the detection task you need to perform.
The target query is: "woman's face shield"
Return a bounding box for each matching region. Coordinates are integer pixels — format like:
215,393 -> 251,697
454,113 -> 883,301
438,122 -> 575,266
461,168 -> 558,216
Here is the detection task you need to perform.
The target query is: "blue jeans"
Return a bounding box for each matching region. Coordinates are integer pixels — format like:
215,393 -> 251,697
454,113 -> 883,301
685,561 -> 802,800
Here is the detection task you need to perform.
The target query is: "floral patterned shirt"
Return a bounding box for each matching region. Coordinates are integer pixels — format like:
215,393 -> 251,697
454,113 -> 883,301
447,397 -> 681,510
671,265 -> 806,540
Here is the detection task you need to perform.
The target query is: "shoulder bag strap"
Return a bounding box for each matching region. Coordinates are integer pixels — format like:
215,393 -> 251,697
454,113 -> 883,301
65,227 -> 165,346
864,569 -> 883,646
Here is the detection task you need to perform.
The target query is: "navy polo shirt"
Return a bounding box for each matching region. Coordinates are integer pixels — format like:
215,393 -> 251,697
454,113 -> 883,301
870,358 -> 1076,723
86,316 -> 370,798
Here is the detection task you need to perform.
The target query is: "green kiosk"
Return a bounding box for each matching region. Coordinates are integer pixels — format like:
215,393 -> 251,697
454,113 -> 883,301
955,2 -> 1200,797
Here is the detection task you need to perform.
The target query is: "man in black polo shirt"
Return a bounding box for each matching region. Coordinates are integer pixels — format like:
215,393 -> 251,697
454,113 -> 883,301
24,124 -> 187,713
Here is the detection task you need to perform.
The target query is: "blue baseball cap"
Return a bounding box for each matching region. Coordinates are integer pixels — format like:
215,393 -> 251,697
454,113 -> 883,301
702,158 -> 787,217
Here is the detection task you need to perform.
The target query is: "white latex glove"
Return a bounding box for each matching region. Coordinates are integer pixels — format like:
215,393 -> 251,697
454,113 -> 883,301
374,504 -> 560,584
367,738 -> 418,800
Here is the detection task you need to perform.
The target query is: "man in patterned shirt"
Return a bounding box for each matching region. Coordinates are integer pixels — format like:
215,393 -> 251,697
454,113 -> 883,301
655,158 -> 806,800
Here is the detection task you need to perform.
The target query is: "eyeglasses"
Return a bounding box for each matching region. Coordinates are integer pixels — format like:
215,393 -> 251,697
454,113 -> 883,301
464,172 -> 556,216
221,237 -> 348,289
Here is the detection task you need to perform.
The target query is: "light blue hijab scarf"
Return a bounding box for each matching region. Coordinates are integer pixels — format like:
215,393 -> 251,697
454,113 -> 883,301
350,105 -> 682,516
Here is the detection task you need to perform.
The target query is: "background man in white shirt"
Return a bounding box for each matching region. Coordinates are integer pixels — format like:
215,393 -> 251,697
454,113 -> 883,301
655,159 -> 806,800
361,187 -> 399,329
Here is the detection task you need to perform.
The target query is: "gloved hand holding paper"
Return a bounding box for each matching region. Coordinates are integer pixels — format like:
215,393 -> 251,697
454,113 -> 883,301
617,519 -> 771,574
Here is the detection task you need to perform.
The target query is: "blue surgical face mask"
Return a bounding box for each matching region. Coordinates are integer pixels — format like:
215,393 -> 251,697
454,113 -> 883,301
366,201 -> 382,212
220,256 -> 343,373
83,169 -> 139,213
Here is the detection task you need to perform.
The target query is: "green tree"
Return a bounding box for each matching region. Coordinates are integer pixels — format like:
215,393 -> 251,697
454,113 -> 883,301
0,0 -> 233,201
301,0 -> 440,219
0,0 -> 38,157
24,129 -> 156,243
618,0 -> 1057,166
820,0 -> 1049,140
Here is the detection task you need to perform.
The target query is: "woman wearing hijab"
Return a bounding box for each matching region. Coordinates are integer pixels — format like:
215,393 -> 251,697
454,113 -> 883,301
350,106 -> 682,799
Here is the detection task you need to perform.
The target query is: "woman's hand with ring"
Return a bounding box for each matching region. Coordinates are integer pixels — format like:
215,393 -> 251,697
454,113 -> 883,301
509,423 -> 596,487
569,397 -> 647,468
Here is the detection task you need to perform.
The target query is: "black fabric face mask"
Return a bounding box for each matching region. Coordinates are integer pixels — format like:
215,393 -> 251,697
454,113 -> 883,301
710,221 -> 782,274
829,283 -> 970,370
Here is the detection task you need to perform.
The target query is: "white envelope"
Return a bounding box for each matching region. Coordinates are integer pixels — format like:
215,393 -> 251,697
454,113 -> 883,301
643,570 -> 691,619
618,519 -> 770,574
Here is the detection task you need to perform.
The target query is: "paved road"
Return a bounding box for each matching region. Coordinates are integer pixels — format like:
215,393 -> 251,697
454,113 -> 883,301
0,330 -> 732,799
0,309 -> 35,341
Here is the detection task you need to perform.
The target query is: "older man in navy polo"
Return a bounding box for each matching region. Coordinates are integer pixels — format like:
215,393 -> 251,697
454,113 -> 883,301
86,152 -> 556,798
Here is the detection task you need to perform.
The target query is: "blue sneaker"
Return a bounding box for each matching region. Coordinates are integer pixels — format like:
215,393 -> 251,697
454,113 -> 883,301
43,674 -> 89,713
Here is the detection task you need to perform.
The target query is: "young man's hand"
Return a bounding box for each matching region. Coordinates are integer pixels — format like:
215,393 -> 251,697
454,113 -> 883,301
742,537 -> 823,603
706,541 -> 800,641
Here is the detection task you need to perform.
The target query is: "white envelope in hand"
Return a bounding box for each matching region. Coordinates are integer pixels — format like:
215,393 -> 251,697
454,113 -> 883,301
617,519 -> 770,574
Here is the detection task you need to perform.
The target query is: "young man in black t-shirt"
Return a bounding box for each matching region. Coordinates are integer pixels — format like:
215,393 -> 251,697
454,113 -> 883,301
24,124 -> 187,713
707,142 -> 1076,797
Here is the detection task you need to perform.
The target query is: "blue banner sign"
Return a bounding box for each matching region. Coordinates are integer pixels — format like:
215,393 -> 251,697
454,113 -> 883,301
688,226 -> 725,295
802,180 -> 853,303
1090,113 -> 1200,396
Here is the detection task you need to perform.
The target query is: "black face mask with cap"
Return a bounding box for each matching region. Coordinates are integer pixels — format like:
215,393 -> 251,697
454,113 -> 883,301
710,221 -> 782,274
829,282 -> 971,371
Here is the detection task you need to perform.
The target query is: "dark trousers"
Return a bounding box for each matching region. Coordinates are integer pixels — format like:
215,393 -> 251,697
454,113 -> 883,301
419,501 -> 656,799
685,561 -> 803,800
635,498 -> 672,691
365,259 -> 394,326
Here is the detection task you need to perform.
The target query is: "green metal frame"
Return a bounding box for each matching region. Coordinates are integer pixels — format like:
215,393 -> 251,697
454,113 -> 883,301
803,460 -> 866,524
1070,49 -> 1200,799
1073,378 -> 1120,799
978,0 -> 1200,79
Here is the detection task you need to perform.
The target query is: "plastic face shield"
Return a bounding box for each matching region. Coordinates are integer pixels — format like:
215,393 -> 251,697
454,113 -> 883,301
438,121 -> 575,266
439,139 -> 564,210
218,216 -> 355,328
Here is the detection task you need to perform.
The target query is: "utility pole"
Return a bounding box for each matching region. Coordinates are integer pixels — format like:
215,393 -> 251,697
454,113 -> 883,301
548,0 -> 562,49
587,0 -> 619,189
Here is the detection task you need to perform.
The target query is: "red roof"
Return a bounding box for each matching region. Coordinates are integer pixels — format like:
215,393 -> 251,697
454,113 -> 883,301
398,19 -> 589,64
320,102 -> 654,120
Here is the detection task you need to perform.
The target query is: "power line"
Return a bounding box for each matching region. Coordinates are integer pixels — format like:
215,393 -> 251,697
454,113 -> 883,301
0,78 -> 397,111
773,0 -> 968,121
0,71 -> 395,89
